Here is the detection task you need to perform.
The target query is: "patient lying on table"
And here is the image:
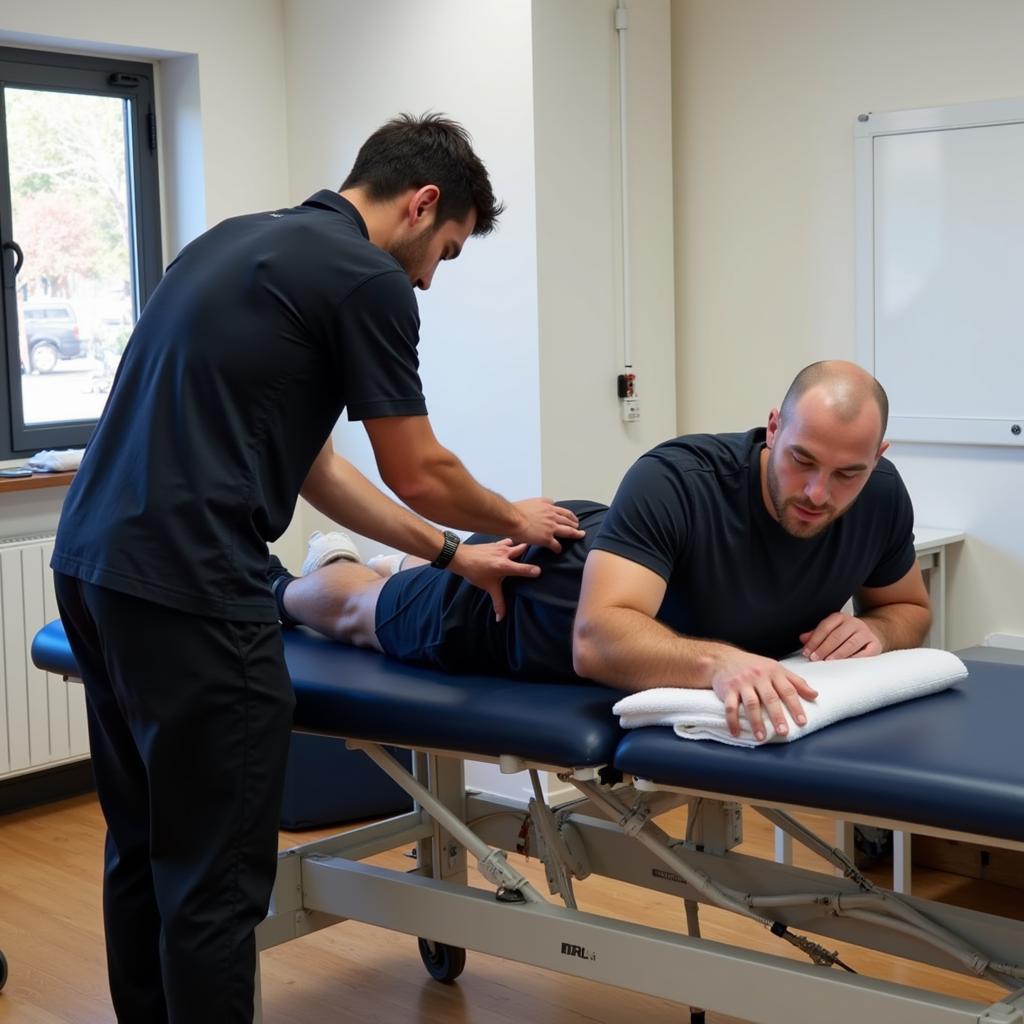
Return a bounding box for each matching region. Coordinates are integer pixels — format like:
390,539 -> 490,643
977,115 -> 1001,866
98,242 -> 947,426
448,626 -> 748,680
271,361 -> 933,742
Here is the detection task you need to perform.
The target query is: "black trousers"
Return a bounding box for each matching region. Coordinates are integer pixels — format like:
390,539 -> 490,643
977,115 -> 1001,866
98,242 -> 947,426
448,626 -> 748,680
55,574 -> 295,1024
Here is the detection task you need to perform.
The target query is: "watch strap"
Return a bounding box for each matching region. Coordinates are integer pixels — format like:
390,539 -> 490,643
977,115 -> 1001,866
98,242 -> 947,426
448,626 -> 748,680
430,529 -> 461,570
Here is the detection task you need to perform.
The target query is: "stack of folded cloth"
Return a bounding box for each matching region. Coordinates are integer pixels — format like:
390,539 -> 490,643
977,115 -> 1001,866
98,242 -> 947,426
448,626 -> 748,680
25,449 -> 84,473
612,648 -> 968,748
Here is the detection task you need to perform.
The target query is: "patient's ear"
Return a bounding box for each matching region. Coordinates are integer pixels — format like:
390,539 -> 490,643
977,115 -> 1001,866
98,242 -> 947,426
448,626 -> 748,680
765,408 -> 781,448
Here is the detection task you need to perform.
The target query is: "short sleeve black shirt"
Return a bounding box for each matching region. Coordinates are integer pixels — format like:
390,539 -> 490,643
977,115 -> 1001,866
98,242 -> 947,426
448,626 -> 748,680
591,428 -> 917,660
52,191 -> 427,621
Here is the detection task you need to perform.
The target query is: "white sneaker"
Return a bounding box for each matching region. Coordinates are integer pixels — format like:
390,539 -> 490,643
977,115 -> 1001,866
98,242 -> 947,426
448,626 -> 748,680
302,530 -> 361,575
367,553 -> 409,577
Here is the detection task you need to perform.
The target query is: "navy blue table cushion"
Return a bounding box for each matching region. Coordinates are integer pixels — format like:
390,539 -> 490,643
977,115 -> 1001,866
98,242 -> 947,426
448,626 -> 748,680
35,620 -> 1023,841
32,621 -> 623,769
282,628 -> 622,767
614,652 -> 1024,844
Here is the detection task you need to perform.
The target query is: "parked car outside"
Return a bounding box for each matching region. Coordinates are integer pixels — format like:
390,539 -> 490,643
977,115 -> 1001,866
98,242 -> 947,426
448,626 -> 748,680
19,300 -> 87,374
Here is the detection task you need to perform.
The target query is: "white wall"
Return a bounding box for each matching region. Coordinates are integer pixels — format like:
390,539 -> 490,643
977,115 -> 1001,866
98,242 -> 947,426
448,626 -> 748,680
159,54 -> 206,260
671,0 -> 1024,649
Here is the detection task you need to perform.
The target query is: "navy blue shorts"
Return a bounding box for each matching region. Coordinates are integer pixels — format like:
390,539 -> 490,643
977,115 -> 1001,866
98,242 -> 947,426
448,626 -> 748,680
374,562 -> 504,673
372,501 -> 608,680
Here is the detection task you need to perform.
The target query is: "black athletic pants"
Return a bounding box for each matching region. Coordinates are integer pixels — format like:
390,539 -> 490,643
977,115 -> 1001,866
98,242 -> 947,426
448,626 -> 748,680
54,574 -> 295,1023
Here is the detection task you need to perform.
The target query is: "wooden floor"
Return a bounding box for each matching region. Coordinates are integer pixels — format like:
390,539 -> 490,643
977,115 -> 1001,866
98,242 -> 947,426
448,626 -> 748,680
0,793 -> 1020,1023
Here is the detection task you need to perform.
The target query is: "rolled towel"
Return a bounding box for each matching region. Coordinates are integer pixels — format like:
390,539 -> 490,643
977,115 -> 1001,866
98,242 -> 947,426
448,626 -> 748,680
611,648 -> 968,748
25,448 -> 84,473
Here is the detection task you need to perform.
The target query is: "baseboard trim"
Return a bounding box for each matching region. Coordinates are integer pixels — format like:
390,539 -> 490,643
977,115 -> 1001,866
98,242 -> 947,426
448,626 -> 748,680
0,759 -> 95,816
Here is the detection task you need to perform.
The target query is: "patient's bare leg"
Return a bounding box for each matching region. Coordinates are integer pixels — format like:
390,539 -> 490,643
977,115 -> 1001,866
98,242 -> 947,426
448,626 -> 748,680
282,561 -> 387,651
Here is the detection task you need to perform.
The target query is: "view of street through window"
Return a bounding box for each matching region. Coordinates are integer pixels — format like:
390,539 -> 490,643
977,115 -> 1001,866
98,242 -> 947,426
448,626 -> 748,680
6,86 -> 136,425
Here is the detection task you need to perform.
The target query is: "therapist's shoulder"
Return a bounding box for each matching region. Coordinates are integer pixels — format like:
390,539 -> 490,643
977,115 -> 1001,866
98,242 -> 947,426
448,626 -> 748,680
344,262 -> 418,314
278,198 -> 419,307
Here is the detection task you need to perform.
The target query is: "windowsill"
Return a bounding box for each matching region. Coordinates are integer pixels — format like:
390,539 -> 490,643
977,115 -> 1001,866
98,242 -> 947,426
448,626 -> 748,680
0,471 -> 76,494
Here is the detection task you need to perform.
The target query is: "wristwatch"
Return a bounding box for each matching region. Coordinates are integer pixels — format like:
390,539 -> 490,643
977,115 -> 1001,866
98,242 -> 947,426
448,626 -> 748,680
430,530 -> 461,570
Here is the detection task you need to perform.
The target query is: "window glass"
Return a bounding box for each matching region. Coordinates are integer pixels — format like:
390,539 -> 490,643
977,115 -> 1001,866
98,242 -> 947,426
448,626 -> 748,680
0,47 -> 161,458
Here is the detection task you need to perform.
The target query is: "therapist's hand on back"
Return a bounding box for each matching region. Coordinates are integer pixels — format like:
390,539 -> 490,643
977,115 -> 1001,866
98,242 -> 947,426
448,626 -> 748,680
511,498 -> 585,553
800,611 -> 883,661
709,649 -> 818,742
449,539 -> 538,623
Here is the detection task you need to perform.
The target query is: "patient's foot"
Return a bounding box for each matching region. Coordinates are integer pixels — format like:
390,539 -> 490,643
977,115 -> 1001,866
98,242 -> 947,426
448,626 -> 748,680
302,530 -> 361,575
367,553 -> 409,577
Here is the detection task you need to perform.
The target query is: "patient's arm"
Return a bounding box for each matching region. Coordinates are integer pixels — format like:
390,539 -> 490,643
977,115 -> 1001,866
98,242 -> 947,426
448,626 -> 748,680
573,551 -> 817,741
799,562 -> 932,661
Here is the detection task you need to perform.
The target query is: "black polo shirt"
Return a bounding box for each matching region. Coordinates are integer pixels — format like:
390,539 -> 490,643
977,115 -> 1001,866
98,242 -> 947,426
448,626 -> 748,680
52,191 -> 427,621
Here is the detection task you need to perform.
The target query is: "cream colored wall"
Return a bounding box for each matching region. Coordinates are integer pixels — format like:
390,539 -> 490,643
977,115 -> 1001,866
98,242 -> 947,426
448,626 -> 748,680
671,0 -> 1024,647
533,0 -> 676,503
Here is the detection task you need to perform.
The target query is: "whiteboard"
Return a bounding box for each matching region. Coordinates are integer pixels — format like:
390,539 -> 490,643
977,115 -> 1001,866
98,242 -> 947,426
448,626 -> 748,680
855,97 -> 1024,446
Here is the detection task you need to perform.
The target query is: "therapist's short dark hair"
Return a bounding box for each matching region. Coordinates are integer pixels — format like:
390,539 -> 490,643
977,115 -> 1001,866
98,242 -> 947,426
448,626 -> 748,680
340,113 -> 504,236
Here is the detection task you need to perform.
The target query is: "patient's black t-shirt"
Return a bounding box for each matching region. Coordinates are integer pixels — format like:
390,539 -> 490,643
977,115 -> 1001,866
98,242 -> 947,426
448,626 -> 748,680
380,429 -> 916,677
590,428 -> 916,662
52,192 -> 427,621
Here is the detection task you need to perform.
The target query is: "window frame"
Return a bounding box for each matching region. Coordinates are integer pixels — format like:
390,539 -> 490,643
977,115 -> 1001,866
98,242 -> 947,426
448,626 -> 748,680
0,45 -> 162,459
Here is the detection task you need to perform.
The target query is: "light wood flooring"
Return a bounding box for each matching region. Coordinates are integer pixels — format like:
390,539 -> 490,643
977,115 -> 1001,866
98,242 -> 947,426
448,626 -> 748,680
0,793 -> 1020,1023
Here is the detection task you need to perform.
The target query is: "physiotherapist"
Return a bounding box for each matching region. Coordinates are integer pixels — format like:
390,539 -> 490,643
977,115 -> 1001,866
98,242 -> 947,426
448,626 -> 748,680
50,113 -> 582,1024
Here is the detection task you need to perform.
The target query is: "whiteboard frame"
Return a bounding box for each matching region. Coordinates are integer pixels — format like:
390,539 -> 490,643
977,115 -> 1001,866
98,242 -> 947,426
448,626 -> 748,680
854,96 -> 1024,447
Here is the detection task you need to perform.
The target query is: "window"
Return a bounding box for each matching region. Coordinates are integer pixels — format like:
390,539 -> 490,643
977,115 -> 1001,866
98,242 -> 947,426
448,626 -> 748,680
0,46 -> 162,459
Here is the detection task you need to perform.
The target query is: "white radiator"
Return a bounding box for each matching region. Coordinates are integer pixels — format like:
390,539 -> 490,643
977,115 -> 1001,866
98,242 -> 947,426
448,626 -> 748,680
0,534 -> 88,780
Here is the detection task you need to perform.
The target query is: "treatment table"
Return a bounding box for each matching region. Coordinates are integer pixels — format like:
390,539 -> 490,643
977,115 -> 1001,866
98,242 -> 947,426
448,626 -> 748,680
31,622 -> 1024,1024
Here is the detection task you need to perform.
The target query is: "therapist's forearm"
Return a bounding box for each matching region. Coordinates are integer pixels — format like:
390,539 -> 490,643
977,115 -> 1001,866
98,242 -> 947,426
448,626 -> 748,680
388,445 -> 524,536
301,454 -> 446,562
572,606 -> 725,691
859,602 -> 932,651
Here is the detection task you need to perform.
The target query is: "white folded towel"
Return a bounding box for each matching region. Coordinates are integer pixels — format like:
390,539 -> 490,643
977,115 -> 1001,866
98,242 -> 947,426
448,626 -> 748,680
611,648 -> 967,748
25,449 -> 84,473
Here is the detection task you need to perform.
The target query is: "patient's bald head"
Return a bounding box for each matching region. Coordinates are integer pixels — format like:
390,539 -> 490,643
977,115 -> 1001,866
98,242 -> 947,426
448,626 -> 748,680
779,361 -> 889,447
763,361 -> 890,539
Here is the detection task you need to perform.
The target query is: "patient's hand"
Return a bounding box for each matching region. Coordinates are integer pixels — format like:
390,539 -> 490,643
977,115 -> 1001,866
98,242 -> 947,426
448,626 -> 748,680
709,650 -> 818,741
800,612 -> 882,662
449,539 -> 537,622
